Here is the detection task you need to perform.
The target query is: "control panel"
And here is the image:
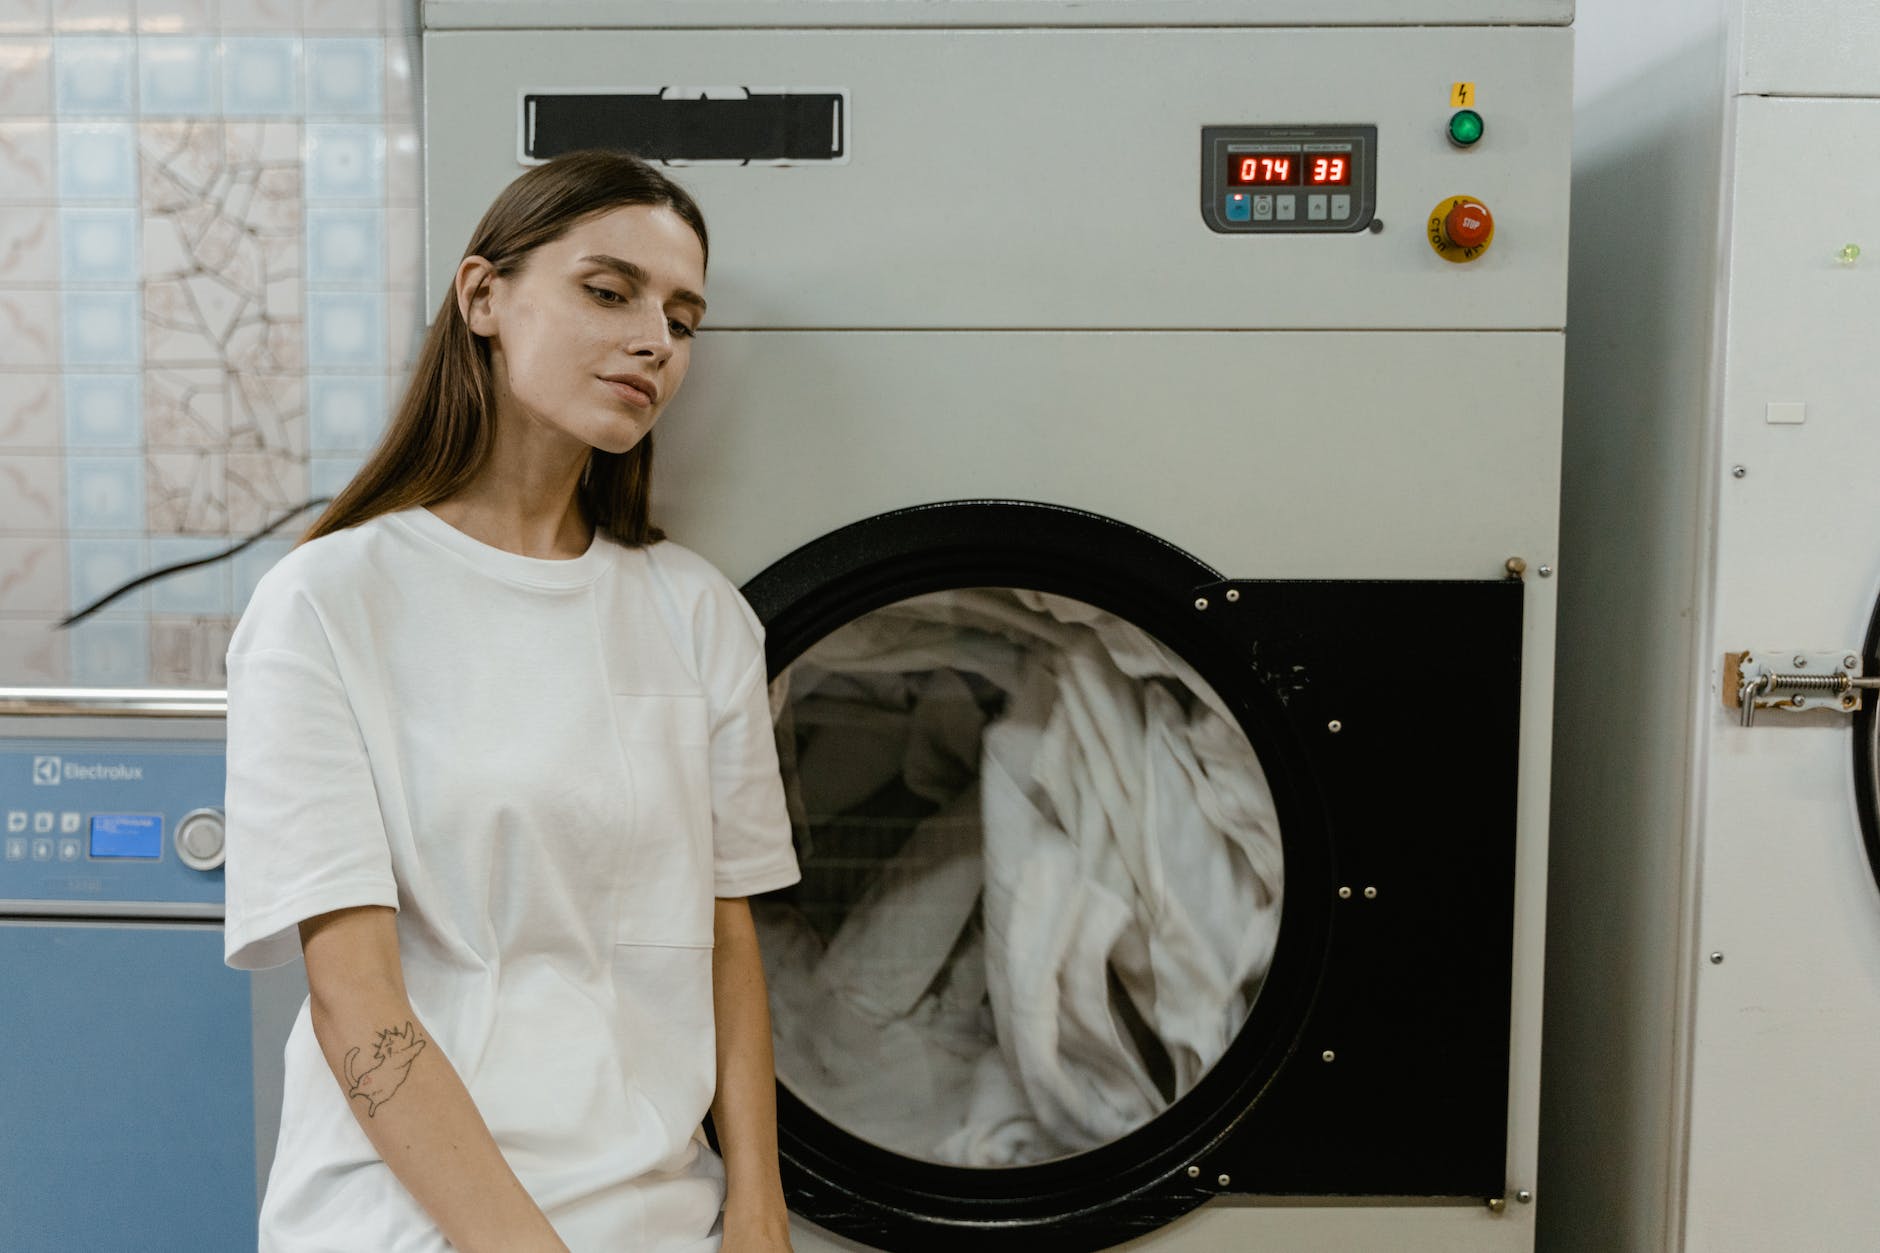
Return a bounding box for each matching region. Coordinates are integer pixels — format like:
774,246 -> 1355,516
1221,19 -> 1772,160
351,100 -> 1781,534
0,740 -> 227,914
1200,124 -> 1378,234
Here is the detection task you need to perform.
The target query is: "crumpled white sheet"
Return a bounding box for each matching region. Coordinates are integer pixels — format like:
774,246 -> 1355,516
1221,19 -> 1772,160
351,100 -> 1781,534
756,589 -> 1284,1167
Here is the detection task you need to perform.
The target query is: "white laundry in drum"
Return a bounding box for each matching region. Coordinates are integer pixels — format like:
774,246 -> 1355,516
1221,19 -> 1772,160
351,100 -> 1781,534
754,589 -> 1286,1167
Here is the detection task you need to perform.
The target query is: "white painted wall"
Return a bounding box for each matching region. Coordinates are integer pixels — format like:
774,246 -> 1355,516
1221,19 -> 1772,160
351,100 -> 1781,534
1540,1 -> 1729,1250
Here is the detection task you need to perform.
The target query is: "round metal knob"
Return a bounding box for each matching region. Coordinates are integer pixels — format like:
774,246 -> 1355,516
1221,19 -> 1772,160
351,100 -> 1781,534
174,807 -> 226,872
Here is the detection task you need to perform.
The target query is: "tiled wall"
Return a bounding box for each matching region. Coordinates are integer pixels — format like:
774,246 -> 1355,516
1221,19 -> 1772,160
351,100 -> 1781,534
0,0 -> 422,688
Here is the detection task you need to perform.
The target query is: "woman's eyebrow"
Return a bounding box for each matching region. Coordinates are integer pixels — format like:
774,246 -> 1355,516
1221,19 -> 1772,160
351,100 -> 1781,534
577,253 -> 707,316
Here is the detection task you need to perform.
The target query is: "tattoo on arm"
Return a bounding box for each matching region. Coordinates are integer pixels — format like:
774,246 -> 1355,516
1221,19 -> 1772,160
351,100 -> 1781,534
344,1020 -> 428,1117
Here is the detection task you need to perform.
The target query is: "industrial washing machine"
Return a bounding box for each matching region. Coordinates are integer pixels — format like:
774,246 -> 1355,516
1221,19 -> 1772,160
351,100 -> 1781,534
0,691 -> 304,1252
1667,2 -> 1880,1247
422,2 -> 1573,1250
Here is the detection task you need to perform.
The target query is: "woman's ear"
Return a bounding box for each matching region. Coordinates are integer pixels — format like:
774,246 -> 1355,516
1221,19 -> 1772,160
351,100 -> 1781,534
455,255 -> 499,336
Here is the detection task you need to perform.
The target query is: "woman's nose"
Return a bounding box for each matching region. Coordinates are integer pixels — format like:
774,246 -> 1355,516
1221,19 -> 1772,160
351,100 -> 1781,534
623,303 -> 673,360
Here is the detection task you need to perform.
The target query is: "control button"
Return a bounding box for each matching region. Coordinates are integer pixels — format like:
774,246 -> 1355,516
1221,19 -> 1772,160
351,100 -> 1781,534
1448,108 -> 1485,148
32,812 -> 53,834
1330,194 -> 1352,220
1307,195 -> 1329,221
30,838 -> 53,862
1444,199 -> 1494,249
1251,194 -> 1273,221
60,812 -> 81,834
5,811 -> 24,833
174,809 -> 227,872
1225,193 -> 1252,223
1275,195 -> 1296,221
1427,194 -> 1497,262
57,839 -> 81,862
4,837 -> 25,861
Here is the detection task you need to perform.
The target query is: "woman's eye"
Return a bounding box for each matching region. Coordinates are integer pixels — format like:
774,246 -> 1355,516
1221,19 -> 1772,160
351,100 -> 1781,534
585,285 -> 625,304
669,319 -> 697,339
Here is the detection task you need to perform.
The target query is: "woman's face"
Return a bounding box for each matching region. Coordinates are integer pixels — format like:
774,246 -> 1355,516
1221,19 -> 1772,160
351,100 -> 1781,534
460,203 -> 708,456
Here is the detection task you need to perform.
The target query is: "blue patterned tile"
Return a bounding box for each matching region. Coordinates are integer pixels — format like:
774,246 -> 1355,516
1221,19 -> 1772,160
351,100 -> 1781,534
232,535 -> 291,616
64,454 -> 143,530
138,35 -> 216,114
305,205 -> 379,285
307,373 -> 381,451
148,534 -> 230,613
61,288 -> 141,365
220,35 -> 297,115
305,290 -> 382,368
56,121 -> 136,199
53,36 -> 135,115
67,616 -> 148,684
304,36 -> 377,115
58,206 -> 138,282
304,121 -> 381,200
66,536 -> 147,614
308,455 -> 359,500
62,372 -> 140,445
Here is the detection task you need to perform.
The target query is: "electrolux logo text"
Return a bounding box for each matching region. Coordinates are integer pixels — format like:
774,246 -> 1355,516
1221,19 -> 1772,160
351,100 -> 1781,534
30,756 -> 143,784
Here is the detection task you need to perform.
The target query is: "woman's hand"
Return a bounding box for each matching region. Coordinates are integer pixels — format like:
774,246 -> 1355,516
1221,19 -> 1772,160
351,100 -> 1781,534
722,1188 -> 793,1252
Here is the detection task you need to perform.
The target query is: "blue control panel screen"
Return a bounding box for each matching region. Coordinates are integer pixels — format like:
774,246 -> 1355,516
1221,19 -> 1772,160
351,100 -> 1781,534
89,814 -> 164,859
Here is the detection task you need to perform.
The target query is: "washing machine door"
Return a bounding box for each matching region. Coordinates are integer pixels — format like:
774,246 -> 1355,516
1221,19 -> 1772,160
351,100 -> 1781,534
738,502 -> 1523,1251
1850,597 -> 1880,899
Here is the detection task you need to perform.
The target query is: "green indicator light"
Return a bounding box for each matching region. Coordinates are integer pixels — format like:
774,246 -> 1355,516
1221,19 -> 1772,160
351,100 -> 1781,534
1448,109 -> 1485,147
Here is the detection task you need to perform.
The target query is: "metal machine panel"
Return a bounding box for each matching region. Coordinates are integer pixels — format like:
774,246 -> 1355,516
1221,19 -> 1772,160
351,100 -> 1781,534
0,739 -> 225,913
424,0 -> 1575,29
0,713 -> 309,1244
423,27 -> 1571,330
0,922 -> 256,1252
1736,0 -> 1880,98
655,331 -> 1565,586
1682,94 -> 1880,1250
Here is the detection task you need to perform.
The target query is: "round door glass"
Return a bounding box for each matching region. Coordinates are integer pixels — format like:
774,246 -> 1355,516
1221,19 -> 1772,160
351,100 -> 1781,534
755,587 -> 1285,1168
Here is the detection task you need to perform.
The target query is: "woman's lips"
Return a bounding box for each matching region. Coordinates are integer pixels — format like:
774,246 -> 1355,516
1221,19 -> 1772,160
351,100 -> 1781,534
600,376 -> 654,408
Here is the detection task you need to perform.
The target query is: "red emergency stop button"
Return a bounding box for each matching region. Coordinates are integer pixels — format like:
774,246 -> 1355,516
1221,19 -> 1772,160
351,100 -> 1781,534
1426,194 -> 1497,263
1444,200 -> 1493,248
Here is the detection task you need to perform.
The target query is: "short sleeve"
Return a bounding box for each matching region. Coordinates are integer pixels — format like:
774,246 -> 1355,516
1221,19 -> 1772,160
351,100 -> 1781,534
709,650 -> 803,899
223,591 -> 398,970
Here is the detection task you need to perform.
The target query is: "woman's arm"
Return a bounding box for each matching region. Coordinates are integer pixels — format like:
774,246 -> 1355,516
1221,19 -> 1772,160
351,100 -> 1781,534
299,905 -> 570,1253
710,896 -> 794,1250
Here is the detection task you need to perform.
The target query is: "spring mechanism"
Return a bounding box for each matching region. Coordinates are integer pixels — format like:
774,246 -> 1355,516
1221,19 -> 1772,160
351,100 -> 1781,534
1738,670 -> 1872,726
1762,673 -> 1852,695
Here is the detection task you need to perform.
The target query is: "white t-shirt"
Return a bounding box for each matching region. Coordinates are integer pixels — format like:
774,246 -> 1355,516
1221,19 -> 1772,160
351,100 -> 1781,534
222,504 -> 801,1253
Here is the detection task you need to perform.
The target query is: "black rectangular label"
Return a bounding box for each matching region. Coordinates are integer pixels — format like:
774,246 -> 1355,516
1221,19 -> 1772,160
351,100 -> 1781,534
524,92 -> 845,162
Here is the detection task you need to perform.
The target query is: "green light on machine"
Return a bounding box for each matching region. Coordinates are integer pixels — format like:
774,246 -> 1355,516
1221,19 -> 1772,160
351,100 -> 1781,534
1448,109 -> 1485,148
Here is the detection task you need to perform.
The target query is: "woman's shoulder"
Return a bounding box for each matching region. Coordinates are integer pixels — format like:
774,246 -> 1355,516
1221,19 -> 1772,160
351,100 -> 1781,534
635,537 -> 768,677
230,515 -> 403,659
637,535 -> 737,596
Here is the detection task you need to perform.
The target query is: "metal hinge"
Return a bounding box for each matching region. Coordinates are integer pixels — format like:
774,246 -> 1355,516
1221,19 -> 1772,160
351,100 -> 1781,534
1723,650 -> 1880,727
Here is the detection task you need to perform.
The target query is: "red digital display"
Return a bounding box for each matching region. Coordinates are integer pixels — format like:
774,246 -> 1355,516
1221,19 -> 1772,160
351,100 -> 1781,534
1229,155 -> 1299,186
1305,154 -> 1353,186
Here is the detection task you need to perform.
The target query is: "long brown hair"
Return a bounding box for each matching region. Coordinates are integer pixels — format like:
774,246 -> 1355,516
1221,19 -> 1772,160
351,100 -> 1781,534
299,150 -> 709,549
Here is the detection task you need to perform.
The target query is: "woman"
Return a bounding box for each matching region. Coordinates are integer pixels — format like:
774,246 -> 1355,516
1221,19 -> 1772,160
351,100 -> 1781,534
222,150 -> 799,1253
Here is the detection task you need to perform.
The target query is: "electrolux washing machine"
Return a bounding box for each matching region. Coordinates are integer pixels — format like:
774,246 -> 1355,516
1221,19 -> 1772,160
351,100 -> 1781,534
423,3 -> 1573,1249
0,692 -> 305,1252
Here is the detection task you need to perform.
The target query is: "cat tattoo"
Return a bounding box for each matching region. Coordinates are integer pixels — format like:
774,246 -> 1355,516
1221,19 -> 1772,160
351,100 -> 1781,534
345,1020 -> 428,1117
